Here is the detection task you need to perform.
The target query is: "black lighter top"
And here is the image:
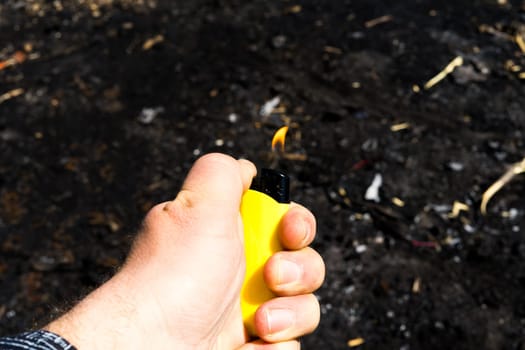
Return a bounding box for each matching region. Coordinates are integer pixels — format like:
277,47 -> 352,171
250,168 -> 290,204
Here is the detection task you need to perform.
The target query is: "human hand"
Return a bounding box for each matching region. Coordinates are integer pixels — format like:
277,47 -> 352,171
46,153 -> 325,349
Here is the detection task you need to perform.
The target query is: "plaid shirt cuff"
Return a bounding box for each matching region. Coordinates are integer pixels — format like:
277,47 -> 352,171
0,330 -> 76,350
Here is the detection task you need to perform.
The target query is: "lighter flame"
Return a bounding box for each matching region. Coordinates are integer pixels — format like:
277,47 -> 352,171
271,126 -> 289,152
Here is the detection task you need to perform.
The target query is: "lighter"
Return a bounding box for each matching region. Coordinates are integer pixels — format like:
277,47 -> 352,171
240,168 -> 290,336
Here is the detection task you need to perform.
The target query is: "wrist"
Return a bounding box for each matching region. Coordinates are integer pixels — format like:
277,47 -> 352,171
45,273 -> 152,349
45,269 -> 214,350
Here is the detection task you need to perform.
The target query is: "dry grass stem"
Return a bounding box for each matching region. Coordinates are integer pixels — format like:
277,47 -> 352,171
365,15 -> 393,28
0,88 -> 24,104
515,34 -> 525,53
348,338 -> 365,347
424,56 -> 464,89
481,158 -> 525,215
390,122 -> 411,132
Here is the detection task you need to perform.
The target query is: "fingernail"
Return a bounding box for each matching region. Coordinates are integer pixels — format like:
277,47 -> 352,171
265,308 -> 295,335
278,258 -> 302,286
300,217 -> 310,244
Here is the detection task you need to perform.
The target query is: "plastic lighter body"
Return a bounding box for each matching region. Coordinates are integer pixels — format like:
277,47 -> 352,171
240,169 -> 290,336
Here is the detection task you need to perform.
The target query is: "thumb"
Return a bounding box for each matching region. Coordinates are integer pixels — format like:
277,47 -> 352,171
161,153 -> 256,239
177,153 -> 256,211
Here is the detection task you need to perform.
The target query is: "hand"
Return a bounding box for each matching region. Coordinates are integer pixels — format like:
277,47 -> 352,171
46,153 -> 325,349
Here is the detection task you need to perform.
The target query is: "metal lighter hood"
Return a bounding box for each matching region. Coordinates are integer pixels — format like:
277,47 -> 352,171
250,168 -> 290,204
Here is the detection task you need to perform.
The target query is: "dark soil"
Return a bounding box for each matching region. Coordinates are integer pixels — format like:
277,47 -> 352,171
1,0 -> 525,349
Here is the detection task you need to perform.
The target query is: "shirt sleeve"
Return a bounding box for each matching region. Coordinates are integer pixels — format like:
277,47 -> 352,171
0,330 -> 77,350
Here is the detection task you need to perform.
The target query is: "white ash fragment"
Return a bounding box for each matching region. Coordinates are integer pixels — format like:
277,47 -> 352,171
364,174 -> 382,202
447,161 -> 464,171
495,152 -> 507,161
138,106 -> 164,124
434,321 -> 445,329
355,244 -> 367,254
344,285 -> 355,295
259,96 -> 280,117
463,224 -> 476,233
271,35 -> 287,48
488,141 -> 500,149
228,113 -> 239,123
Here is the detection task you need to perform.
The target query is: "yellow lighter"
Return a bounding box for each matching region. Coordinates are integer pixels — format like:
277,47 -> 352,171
240,168 -> 290,336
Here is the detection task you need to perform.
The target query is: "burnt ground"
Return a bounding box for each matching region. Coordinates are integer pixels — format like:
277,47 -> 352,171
1,0 -> 525,349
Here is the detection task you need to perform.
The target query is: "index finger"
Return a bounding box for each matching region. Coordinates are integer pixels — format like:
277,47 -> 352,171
279,203 -> 316,250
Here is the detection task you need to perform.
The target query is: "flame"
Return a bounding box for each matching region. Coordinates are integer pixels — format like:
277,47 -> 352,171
271,126 -> 289,152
